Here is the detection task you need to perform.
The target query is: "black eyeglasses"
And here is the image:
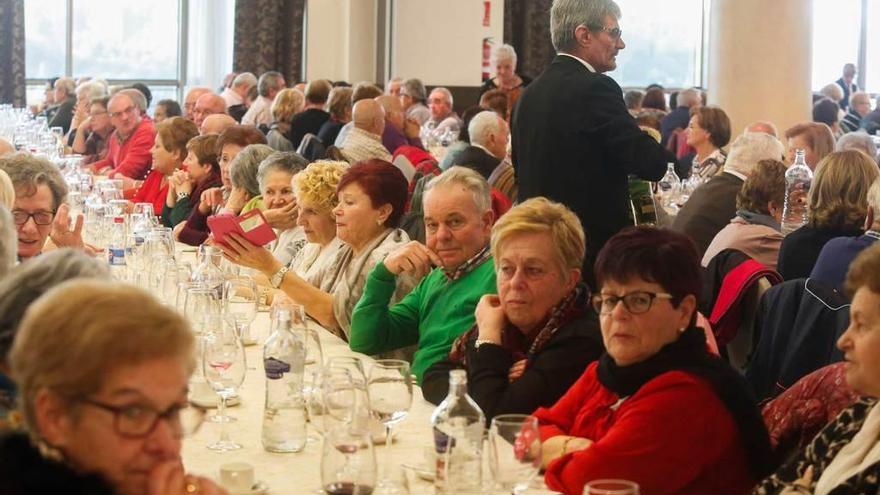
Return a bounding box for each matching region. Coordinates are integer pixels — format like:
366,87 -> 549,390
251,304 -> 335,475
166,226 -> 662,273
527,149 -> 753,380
78,397 -> 206,439
590,25 -> 623,40
12,209 -> 55,226
591,291 -> 673,315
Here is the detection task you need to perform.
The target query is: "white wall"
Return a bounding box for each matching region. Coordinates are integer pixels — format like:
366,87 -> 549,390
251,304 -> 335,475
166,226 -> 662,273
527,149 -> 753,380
392,0 -> 504,86
305,0 -> 378,83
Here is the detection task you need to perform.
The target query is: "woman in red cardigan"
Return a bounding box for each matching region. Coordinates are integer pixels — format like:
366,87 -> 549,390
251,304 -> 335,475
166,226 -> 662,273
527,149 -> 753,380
535,226 -> 772,495
130,117 -> 198,215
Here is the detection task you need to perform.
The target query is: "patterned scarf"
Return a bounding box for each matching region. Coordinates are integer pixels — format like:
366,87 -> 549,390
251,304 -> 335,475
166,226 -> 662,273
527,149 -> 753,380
443,244 -> 491,282
448,284 -> 588,367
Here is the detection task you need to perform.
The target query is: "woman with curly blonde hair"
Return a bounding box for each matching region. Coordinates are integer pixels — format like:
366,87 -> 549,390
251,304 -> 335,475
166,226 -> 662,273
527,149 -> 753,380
778,149 -> 880,280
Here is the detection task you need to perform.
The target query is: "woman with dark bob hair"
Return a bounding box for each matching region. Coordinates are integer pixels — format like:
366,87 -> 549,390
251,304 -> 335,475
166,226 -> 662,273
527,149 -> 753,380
219,159 -> 415,339
685,105 -> 732,179
535,226 -> 771,495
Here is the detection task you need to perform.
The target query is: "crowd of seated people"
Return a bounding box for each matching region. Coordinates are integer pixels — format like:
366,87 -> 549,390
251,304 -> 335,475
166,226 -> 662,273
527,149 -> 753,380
3,29 -> 880,495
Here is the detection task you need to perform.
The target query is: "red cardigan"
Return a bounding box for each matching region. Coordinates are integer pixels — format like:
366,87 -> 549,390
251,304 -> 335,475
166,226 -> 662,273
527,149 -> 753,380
91,119 -> 156,180
535,362 -> 754,495
130,170 -> 168,216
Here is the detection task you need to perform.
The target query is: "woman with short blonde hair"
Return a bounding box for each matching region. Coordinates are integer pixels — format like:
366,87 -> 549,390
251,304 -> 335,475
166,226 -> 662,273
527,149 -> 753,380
268,88 -> 305,151
778,149 -> 880,280
423,197 -> 604,421
2,280 -> 226,494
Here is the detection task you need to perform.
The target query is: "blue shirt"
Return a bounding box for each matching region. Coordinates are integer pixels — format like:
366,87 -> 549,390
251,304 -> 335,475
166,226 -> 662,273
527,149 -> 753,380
810,232 -> 879,290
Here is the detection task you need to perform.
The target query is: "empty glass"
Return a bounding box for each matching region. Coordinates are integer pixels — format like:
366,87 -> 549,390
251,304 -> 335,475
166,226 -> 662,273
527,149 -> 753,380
203,317 -> 247,451
223,276 -> 258,344
368,360 -> 412,495
185,287 -> 222,334
489,414 -> 542,494
321,424 -> 377,495
583,480 -> 640,495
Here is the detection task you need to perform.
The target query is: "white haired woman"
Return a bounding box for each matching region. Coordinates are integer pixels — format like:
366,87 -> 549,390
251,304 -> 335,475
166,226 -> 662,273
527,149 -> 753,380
479,44 -> 532,114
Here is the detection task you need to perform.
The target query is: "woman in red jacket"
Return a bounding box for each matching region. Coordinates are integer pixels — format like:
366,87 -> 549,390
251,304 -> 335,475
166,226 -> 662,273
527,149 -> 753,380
130,117 -> 198,215
535,226 -> 772,495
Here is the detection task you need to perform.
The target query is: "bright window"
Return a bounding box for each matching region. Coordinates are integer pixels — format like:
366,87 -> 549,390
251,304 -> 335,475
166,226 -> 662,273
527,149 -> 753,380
866,0 -> 880,94
612,0 -> 705,88
24,0 -> 66,80
811,0 -> 860,92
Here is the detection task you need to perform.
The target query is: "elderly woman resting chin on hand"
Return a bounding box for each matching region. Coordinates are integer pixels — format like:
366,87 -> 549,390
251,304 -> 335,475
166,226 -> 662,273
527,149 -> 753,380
534,226 -> 772,495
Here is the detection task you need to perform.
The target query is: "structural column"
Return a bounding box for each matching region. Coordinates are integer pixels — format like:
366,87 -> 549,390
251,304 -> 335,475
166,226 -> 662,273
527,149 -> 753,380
708,0 -> 812,138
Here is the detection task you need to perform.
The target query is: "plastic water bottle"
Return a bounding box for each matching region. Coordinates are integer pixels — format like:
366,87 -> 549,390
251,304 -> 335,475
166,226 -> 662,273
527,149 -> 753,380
781,149 -> 813,235
657,163 -> 682,213
262,309 -> 307,452
107,216 -> 127,280
431,370 -> 485,494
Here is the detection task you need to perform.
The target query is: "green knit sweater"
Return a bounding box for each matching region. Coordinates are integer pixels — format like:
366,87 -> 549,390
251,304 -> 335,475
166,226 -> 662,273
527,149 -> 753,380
349,257 -> 497,383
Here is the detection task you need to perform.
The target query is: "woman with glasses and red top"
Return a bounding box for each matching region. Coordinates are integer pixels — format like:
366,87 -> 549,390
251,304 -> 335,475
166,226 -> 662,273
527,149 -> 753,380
0,280 -> 226,495
535,226 -> 772,495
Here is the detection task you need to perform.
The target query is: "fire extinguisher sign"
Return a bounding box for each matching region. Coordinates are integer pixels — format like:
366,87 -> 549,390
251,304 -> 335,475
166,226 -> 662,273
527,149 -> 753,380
483,0 -> 491,27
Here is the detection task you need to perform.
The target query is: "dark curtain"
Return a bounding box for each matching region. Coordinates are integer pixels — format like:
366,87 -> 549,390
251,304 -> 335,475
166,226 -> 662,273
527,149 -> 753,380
503,0 -> 555,81
233,0 -> 306,84
0,0 -> 26,107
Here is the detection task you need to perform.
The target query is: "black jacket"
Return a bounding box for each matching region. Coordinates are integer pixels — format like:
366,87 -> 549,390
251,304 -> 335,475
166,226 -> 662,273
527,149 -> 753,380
745,278 -> 851,402
451,145 -> 502,180
421,311 -> 604,421
0,431 -> 115,494
48,95 -> 76,135
672,172 -> 744,257
777,225 -> 863,281
512,55 -> 673,274
287,108 -> 330,149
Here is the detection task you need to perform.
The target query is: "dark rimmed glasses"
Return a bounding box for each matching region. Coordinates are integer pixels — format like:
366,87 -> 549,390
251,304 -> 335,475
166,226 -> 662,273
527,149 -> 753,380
12,209 -> 56,226
78,397 -> 206,438
591,291 -> 673,315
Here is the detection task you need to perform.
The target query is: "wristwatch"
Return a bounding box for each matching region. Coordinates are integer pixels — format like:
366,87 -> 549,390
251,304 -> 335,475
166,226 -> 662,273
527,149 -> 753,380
474,338 -> 499,350
177,191 -> 190,200
270,266 -> 289,289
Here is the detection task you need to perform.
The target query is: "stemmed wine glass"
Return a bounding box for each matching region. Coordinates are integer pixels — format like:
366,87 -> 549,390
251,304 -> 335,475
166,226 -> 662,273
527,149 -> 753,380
367,360 -> 412,495
203,317 -> 247,451
321,424 -> 377,495
223,276 -> 258,344
489,414 -> 542,494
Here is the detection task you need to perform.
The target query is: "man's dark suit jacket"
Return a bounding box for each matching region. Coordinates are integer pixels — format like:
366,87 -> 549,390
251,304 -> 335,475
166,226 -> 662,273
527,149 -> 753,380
287,108 -> 330,149
48,95 -> 76,135
671,172 -> 743,256
511,54 -> 673,267
451,145 -> 502,180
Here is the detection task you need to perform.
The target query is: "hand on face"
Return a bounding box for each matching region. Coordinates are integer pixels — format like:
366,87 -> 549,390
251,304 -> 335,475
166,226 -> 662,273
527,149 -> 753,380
263,200 -> 299,230
475,294 -> 507,343
198,187 -> 224,214
383,241 -> 442,279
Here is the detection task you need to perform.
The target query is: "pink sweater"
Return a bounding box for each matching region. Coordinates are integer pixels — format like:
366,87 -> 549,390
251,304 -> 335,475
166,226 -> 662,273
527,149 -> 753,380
702,216 -> 783,269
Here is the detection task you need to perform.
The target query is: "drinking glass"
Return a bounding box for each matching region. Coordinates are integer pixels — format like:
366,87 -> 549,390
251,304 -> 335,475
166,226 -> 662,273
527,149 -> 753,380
321,424 -> 377,495
223,277 -> 258,344
489,414 -> 542,494
203,318 -> 247,451
185,287 -> 221,334
583,480 -> 640,495
304,327 -> 324,367
326,357 -> 371,428
368,360 -> 412,495
322,368 -> 357,431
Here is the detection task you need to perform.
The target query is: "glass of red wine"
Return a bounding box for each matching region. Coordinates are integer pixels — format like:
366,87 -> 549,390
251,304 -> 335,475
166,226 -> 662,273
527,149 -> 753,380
321,424 -> 377,495
203,316 -> 247,451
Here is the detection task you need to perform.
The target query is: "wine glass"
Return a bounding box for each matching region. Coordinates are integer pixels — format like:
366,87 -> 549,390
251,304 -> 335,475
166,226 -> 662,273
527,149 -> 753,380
203,317 -> 247,451
368,360 -> 412,495
322,368 -> 357,432
322,424 -> 377,495
326,357 -> 371,428
489,414 -> 542,495
583,480 -> 640,495
223,276 -> 258,344
185,286 -> 221,335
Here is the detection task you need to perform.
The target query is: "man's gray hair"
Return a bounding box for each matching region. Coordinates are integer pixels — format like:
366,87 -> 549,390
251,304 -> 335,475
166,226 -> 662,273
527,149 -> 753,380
550,0 -> 621,52
431,87 -> 454,108
258,71 -> 285,97
0,205 -> 15,280
232,72 -> 258,89
424,166 -> 492,213
385,77 -> 403,95
117,88 -> 147,112
54,77 -> 76,97
402,78 -> 427,103
492,44 -> 518,67
678,88 -> 701,108
76,81 -> 106,102
725,132 -> 786,177
837,131 -> 878,161
624,90 -> 643,110
468,111 -> 503,148
230,144 -> 276,197
0,249 -> 110,361
257,151 -> 308,193
0,153 -> 68,209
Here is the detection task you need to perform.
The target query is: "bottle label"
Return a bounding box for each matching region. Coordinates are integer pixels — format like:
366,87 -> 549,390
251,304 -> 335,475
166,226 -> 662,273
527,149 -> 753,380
264,357 -> 291,380
108,248 -> 126,266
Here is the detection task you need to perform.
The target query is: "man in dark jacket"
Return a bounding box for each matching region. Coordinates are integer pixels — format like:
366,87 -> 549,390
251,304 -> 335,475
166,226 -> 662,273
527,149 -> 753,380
511,0 -> 674,279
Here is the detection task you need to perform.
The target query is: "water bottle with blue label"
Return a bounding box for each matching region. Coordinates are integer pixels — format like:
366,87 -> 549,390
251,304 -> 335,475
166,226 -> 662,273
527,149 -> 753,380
262,309 -> 307,452
107,216 -> 127,280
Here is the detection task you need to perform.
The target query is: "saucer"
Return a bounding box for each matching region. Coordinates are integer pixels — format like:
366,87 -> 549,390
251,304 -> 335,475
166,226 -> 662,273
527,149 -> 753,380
226,481 -> 269,495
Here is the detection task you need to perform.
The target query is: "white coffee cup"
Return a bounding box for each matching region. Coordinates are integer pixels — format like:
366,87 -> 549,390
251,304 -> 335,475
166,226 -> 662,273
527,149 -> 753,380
220,462 -> 255,494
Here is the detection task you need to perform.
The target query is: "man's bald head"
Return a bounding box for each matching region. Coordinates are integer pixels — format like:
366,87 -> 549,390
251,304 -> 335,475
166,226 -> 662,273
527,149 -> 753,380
352,99 -> 385,136
0,138 -> 14,157
375,95 -> 404,130
184,87 -> 212,120
744,121 -> 778,138
193,93 -> 227,128
200,113 -> 237,135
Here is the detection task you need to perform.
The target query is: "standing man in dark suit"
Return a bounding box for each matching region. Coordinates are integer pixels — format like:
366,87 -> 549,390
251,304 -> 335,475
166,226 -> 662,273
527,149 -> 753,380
511,0 -> 674,279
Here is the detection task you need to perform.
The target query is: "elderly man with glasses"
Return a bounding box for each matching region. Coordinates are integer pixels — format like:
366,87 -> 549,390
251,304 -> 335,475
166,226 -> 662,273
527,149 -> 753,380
90,92 -> 156,181
0,153 -> 92,261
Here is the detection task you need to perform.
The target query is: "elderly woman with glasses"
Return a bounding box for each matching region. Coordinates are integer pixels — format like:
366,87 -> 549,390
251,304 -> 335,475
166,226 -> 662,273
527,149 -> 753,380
0,280 -> 226,495
421,197 -> 604,420
534,226 -> 772,495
